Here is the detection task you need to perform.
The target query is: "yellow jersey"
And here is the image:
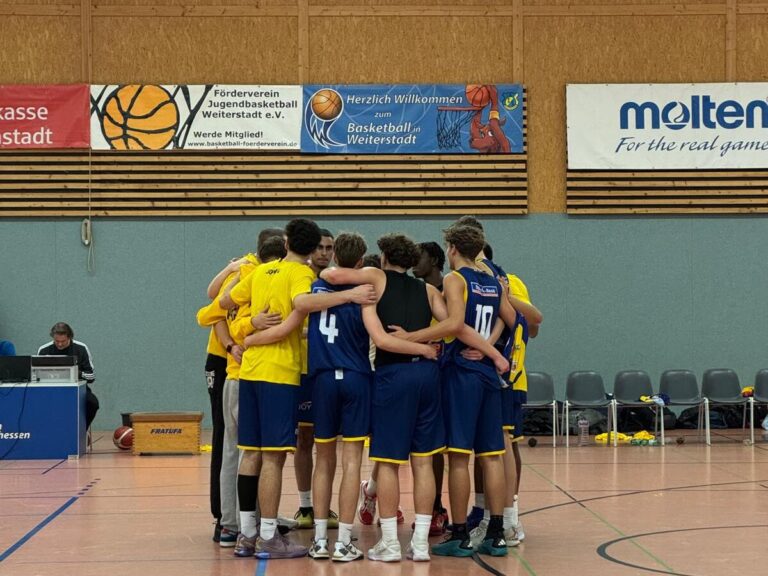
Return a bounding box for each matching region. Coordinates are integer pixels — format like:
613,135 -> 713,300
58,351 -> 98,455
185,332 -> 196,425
507,273 -> 530,392
230,259 -> 315,385
197,271 -> 238,358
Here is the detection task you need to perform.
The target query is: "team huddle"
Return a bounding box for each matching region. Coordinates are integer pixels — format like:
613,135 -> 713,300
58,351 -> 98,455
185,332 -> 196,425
197,216 -> 542,562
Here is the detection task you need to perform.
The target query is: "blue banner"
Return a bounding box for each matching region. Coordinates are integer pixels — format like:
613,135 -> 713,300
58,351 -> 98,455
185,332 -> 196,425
301,84 -> 524,154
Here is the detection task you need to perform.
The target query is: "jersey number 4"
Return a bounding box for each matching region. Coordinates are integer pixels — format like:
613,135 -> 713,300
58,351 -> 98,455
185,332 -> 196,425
474,304 -> 494,340
319,310 -> 339,344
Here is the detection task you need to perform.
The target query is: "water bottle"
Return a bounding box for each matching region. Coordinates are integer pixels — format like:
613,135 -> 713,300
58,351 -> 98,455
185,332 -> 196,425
577,414 -> 589,446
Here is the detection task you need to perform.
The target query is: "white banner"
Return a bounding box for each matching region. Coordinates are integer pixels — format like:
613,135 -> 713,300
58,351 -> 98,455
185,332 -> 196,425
567,83 -> 768,169
90,85 -> 301,150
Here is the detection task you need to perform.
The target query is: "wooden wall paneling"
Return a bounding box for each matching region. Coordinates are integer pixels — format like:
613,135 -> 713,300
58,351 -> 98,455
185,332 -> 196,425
308,16 -> 513,83
735,12 -> 768,79
90,16 -> 299,84
0,16 -> 82,82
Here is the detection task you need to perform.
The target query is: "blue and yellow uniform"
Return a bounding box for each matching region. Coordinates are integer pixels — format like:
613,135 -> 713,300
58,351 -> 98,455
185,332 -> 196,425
297,319 -> 314,427
502,274 -> 530,441
307,278 -> 373,443
229,259 -> 315,451
443,267 -> 506,457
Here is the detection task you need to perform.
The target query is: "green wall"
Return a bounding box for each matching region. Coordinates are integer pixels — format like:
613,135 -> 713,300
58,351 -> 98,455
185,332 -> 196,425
1,215 -> 765,428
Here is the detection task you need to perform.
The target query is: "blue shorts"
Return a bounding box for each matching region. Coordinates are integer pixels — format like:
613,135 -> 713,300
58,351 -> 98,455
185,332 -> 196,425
313,369 -> 372,443
443,368 -> 505,456
297,374 -> 313,427
502,389 -> 528,441
238,379 -> 298,451
370,361 -> 445,464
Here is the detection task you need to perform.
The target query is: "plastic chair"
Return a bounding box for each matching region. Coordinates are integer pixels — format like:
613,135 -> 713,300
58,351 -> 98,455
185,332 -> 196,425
564,371 -> 612,447
612,370 -> 664,447
523,371 -> 558,447
702,369 -> 753,445
659,370 -> 709,444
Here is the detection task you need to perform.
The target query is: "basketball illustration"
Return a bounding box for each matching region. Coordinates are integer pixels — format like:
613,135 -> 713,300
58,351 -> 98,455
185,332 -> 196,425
311,89 -> 343,121
101,85 -> 179,150
466,84 -> 492,108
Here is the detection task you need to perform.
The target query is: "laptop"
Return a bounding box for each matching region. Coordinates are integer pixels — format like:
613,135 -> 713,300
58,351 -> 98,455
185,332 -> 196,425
0,356 -> 32,383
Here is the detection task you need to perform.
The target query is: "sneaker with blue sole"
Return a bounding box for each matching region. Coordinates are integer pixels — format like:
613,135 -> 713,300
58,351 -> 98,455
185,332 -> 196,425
431,537 -> 474,557
476,536 -> 508,557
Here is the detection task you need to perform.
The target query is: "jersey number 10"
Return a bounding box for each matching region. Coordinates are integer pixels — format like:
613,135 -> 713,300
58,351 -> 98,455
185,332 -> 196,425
474,304 -> 494,340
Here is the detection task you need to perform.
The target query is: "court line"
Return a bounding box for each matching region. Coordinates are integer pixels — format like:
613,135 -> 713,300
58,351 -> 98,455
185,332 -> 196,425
41,459 -> 66,475
256,558 -> 267,576
525,464 -> 676,574
472,552 -> 511,576
0,496 -> 78,563
596,525 -> 768,576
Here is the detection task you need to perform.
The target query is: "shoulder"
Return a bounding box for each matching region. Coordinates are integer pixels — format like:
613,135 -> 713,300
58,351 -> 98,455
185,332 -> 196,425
37,341 -> 54,354
507,274 -> 530,302
72,340 -> 93,358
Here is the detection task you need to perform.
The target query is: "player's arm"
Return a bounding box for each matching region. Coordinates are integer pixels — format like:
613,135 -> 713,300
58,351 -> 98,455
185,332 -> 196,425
321,267 -> 387,296
426,284 -> 448,321
196,299 -> 226,327
507,292 -> 543,326
294,284 -> 377,314
80,346 -> 95,384
362,306 -> 436,360
207,258 -> 247,299
219,273 -> 248,310
244,309 -> 307,348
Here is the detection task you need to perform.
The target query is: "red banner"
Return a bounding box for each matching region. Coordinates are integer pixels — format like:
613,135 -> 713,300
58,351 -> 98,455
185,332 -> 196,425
0,85 -> 89,148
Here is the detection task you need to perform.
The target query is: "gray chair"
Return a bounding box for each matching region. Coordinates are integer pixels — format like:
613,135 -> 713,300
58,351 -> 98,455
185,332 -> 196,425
612,370 -> 664,447
659,370 -> 709,444
702,369 -> 753,445
523,371 -> 558,447
564,371 -> 612,447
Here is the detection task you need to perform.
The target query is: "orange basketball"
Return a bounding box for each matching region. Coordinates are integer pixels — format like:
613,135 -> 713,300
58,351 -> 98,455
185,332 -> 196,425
113,426 -> 134,450
101,85 -> 179,150
311,89 -> 343,121
466,84 -> 491,108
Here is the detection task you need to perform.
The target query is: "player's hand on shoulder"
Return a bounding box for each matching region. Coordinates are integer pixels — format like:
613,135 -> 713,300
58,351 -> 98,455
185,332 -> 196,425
347,284 -> 377,305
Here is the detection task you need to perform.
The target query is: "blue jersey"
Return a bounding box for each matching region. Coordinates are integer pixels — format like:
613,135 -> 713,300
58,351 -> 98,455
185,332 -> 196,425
481,257 -> 511,353
502,311 -> 528,385
443,267 -> 502,385
307,278 -> 372,376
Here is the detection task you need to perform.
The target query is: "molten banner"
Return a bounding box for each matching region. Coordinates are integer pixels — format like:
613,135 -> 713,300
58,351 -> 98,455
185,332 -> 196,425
0,85 -> 89,148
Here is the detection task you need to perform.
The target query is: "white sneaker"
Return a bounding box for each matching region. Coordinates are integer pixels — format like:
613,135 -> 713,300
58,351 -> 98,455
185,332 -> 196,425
309,538 -> 329,559
504,526 -> 521,547
406,539 -> 430,562
368,538 -> 402,562
332,541 -> 364,562
469,518 -> 489,548
515,521 -> 525,542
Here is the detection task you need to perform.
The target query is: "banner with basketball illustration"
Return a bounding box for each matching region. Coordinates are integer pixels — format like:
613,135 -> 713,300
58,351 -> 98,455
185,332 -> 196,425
90,85 -> 302,150
300,84 -> 524,154
0,84 -> 89,148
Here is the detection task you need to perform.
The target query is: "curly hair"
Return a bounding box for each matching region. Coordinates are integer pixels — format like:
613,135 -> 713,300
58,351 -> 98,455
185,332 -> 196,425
377,233 -> 420,269
285,218 -> 321,257
362,254 -> 381,269
443,225 -> 486,260
333,232 -> 367,268
418,241 -> 446,272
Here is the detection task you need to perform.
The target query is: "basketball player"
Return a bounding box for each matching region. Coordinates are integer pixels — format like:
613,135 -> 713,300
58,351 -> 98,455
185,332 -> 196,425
412,241 -> 450,535
220,219 -> 376,559
196,230 -> 284,547
389,225 -> 519,558
322,233 -> 506,562
307,232 -> 437,562
294,229 -> 337,529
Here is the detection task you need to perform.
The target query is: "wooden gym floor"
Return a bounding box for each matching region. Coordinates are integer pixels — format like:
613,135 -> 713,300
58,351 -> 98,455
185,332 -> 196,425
1,429 -> 767,576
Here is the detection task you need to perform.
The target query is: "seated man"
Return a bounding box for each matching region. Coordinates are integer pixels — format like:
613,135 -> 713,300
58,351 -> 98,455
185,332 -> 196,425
38,322 -> 99,428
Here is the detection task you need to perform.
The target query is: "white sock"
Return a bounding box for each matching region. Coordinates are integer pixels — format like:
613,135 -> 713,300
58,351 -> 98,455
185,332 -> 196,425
338,522 -> 353,545
483,509 -> 491,522
503,506 -> 517,530
314,518 -> 328,541
299,490 -> 313,508
513,494 -> 519,510
475,493 -> 485,509
380,516 -> 397,543
366,477 -> 377,496
413,514 -> 431,545
240,510 -> 258,538
260,517 -> 277,540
